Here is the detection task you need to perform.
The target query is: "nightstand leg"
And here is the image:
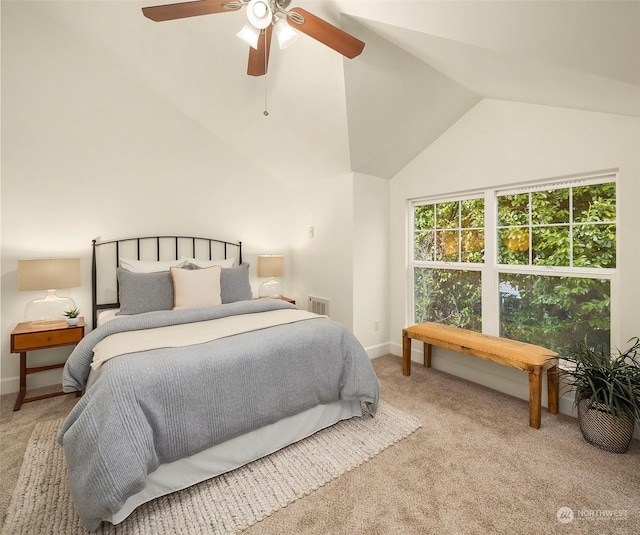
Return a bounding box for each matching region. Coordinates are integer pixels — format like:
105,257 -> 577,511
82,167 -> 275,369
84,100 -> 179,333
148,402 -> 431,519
13,352 -> 27,411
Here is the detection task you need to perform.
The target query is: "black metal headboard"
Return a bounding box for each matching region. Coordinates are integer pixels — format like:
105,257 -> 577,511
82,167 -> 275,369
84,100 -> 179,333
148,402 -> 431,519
91,235 -> 243,329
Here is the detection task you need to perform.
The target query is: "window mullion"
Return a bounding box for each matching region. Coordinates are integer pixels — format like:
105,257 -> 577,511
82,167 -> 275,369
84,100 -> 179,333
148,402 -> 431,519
569,186 -> 574,267
528,192 -> 533,265
483,190 -> 498,336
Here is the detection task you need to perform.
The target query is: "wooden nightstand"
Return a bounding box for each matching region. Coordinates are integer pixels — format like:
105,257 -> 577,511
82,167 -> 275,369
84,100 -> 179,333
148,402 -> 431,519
257,296 -> 296,305
10,318 -> 85,411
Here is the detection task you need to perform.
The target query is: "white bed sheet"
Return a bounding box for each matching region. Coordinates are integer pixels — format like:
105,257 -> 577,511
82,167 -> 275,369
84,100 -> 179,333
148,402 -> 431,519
106,399 -> 362,525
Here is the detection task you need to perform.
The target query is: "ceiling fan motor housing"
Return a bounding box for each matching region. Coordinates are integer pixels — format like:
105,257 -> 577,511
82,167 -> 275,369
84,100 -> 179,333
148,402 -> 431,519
247,0 -> 272,29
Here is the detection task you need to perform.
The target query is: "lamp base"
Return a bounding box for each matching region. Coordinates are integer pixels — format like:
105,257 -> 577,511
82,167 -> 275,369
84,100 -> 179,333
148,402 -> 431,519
24,290 -> 76,324
259,278 -> 283,298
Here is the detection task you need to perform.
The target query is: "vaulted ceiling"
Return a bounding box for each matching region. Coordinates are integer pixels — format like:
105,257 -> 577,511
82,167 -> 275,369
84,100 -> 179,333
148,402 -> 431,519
4,1 -> 639,181
340,0 -> 640,178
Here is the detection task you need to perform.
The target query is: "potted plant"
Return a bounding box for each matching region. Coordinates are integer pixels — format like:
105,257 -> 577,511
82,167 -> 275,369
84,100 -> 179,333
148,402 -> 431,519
558,336 -> 640,453
63,308 -> 81,326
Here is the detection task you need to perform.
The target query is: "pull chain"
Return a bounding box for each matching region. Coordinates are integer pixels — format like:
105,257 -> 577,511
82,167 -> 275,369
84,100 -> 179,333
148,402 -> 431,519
263,75 -> 268,116
263,29 -> 269,116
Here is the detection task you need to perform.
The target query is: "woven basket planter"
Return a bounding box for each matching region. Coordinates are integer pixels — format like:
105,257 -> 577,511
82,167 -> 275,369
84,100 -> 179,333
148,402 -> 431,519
578,399 -> 635,453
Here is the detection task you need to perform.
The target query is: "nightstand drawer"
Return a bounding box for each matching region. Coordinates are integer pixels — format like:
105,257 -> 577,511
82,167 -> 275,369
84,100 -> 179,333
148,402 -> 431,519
11,327 -> 84,352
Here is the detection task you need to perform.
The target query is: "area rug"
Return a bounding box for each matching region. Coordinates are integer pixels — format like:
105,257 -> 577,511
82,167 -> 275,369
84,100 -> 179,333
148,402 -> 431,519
2,401 -> 420,534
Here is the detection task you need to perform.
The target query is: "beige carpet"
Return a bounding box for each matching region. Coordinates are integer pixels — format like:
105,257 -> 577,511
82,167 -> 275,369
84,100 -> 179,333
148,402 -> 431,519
1,401 -> 420,534
2,355 -> 640,534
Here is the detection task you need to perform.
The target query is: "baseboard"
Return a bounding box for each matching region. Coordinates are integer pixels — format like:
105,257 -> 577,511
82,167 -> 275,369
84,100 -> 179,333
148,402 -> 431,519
364,342 -> 391,360
0,368 -> 64,396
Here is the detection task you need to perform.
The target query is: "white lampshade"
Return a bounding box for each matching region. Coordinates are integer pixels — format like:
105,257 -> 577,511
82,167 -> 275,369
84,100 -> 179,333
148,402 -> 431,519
18,258 -> 81,323
247,0 -> 272,29
257,255 -> 284,297
274,18 -> 298,49
237,22 -> 260,49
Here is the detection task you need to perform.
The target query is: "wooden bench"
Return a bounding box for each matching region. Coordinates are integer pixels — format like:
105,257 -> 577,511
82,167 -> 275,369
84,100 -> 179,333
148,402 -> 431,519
402,322 -> 559,429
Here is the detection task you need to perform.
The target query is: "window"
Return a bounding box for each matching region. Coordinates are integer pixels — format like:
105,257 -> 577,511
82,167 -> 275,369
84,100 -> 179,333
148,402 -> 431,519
496,182 -> 616,268
414,199 -> 484,263
413,196 -> 484,331
414,267 -> 482,330
411,175 -> 616,354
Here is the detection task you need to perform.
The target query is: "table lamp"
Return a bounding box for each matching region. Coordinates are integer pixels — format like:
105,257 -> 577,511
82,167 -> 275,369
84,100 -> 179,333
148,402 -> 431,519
257,255 -> 284,297
18,258 -> 81,324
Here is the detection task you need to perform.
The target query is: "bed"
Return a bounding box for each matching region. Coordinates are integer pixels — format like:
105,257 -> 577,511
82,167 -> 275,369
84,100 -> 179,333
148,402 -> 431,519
56,235 -> 379,532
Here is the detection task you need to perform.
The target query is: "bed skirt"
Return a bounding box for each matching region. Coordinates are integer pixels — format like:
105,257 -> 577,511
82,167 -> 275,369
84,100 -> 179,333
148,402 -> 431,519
106,399 -> 363,525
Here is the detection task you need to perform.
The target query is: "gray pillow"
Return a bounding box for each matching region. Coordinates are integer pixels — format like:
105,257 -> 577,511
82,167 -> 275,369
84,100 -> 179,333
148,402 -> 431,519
116,268 -> 174,315
221,263 -> 252,303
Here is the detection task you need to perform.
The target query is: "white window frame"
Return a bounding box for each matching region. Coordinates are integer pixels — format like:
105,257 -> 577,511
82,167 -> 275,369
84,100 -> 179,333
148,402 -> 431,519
409,171 -> 619,342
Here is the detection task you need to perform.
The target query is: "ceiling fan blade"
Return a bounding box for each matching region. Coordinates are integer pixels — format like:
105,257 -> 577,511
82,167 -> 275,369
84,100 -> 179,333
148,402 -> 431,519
247,26 -> 272,76
142,0 -> 240,22
287,8 -> 364,59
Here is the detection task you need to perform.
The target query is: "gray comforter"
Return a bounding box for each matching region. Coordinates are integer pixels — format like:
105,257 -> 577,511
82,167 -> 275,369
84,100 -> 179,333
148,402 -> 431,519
57,299 -> 379,531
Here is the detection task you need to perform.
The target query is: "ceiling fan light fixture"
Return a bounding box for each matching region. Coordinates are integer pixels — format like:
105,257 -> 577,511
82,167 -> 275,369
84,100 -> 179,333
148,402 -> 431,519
274,17 -> 298,49
247,0 -> 272,30
237,22 -> 260,49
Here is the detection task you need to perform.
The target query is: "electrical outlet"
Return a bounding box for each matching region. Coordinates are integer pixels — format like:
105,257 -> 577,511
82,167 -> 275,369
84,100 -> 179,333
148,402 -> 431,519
374,320 -> 379,332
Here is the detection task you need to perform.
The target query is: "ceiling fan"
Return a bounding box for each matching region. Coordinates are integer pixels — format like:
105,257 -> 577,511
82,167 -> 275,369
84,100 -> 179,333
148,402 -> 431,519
141,0 -> 365,76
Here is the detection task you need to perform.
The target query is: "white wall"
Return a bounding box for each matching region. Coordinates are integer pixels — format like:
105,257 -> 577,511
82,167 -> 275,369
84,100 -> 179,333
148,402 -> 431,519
353,173 -> 390,354
390,99 -> 640,414
288,173 -> 355,331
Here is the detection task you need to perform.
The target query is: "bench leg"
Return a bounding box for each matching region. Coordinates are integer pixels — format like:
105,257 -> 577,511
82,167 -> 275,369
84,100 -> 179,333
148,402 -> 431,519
547,365 -> 559,414
402,330 -> 412,376
528,369 -> 542,429
424,343 -> 432,368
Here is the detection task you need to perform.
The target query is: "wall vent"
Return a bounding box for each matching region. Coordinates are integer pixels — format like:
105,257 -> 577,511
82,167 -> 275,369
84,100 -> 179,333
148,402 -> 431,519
308,296 -> 330,316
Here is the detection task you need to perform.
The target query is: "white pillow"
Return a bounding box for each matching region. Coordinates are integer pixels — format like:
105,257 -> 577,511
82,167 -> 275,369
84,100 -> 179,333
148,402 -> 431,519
170,265 -> 222,310
184,257 -> 235,268
120,257 -> 187,273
